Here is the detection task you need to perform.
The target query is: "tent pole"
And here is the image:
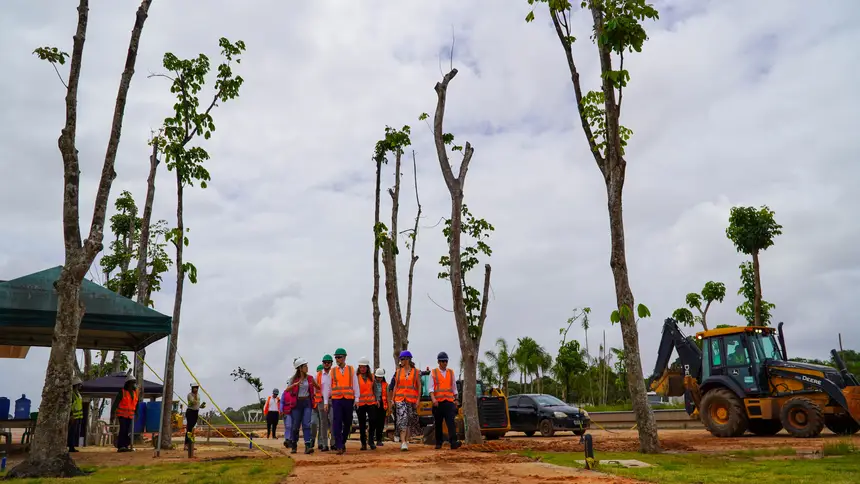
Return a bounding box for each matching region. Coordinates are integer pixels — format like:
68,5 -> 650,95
155,335 -> 171,457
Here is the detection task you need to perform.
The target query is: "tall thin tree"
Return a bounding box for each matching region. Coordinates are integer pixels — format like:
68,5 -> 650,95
9,0 -> 154,477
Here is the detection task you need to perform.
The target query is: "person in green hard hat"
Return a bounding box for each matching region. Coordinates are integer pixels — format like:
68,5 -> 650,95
325,348 -> 359,454
313,355 -> 334,451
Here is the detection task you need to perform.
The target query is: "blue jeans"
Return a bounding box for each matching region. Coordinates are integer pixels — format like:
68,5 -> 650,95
282,414 -> 292,443
290,398 -> 313,444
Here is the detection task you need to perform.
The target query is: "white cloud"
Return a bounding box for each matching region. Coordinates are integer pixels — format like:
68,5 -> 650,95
2,0 -> 859,410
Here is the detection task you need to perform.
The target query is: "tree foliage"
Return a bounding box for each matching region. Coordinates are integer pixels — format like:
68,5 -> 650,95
672,281 -> 726,330
726,205 -> 783,255
736,261 -> 775,325
231,367 -> 264,411
438,204 -> 494,337
484,337 -> 517,395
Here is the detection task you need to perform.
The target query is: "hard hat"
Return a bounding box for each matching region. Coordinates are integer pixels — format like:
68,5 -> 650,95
334,348 -> 347,356
190,383 -> 199,388
375,368 -> 385,378
294,357 -> 308,369
272,388 -> 279,394
125,373 -> 137,383
357,356 -> 370,367
322,354 -> 333,362
437,351 -> 449,361
317,364 -> 324,372
399,350 -> 413,359
71,376 -> 82,386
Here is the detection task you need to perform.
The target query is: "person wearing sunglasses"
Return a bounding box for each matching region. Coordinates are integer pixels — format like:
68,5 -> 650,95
324,348 -> 360,455
388,350 -> 421,451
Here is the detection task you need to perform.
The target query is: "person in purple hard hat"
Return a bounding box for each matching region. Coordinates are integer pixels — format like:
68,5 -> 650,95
387,350 -> 421,451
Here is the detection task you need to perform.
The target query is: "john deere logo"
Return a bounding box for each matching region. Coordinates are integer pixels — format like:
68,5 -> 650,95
800,375 -> 822,386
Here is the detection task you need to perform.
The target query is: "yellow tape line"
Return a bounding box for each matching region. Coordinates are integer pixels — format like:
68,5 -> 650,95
179,353 -> 273,458
136,354 -> 237,446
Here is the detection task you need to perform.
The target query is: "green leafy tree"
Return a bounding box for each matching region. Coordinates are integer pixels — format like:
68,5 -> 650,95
231,367 -> 265,411
736,261 -> 775,325
373,126 -> 422,368
11,2 -> 155,478
484,337 -> 517,396
478,361 -> 498,389
726,205 -> 783,326
553,340 -> 588,402
671,281 -> 726,330
525,0 -> 661,452
152,37 -> 246,447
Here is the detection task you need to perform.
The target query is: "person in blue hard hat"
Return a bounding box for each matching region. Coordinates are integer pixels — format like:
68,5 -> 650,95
388,350 -> 421,451
430,351 -> 461,450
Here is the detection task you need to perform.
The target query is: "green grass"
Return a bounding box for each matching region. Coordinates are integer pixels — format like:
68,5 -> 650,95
583,402 -> 685,412
0,456 -> 293,483
522,450 -> 860,483
823,438 -> 858,456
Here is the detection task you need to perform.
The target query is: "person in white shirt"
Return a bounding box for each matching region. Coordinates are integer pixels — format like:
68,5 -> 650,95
312,356 -> 334,451
185,384 -> 205,450
264,388 -> 281,439
429,351 -> 461,450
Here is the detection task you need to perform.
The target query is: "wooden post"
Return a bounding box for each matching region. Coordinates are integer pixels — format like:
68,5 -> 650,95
839,333 -> 844,352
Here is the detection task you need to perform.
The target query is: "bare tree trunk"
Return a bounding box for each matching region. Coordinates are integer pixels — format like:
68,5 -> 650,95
751,251 -> 762,326
160,171 -> 184,448
403,150 -> 421,344
382,150 -> 406,367
372,157 -> 382,370
8,0 -> 152,477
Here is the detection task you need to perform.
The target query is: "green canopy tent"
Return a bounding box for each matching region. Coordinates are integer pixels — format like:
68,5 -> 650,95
0,266 -> 173,449
0,266 -> 172,351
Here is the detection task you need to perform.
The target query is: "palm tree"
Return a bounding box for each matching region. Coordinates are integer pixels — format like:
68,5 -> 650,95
485,337 -> 516,395
478,360 -> 497,390
515,337 -> 550,393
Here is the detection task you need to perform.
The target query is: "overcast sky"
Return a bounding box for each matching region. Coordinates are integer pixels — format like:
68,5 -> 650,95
2,0 -> 859,411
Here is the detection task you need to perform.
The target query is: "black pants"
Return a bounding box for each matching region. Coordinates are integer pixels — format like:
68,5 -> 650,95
67,418 -> 80,450
266,411 -> 280,438
374,405 -> 386,443
185,409 -> 199,446
117,417 -> 132,449
434,401 -> 458,445
357,404 -> 378,446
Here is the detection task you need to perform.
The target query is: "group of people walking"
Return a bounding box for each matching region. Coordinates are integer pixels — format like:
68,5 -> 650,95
268,348 -> 462,455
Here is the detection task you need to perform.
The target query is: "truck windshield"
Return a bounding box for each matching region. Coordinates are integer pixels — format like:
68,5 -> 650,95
752,334 -> 781,361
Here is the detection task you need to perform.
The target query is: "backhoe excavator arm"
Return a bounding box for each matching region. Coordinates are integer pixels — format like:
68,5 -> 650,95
647,318 -> 703,391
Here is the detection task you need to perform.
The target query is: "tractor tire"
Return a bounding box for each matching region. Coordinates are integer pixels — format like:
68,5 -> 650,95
539,419 -> 555,437
747,419 -> 783,436
700,388 -> 749,437
780,397 -> 824,438
524,431 -> 536,437
824,415 -> 860,435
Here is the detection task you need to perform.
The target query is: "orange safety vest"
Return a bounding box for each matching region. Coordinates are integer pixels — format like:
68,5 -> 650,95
331,365 -> 355,400
116,389 -> 138,419
314,371 -> 324,406
264,395 -> 279,413
380,381 -> 389,410
358,375 -> 377,406
394,368 -> 419,404
432,368 -> 455,402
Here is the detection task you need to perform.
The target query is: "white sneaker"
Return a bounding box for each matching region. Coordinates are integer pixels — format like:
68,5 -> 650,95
400,442 -> 408,451
394,436 -> 400,442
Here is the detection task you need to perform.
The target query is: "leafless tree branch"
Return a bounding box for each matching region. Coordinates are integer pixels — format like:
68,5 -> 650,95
427,293 -> 453,313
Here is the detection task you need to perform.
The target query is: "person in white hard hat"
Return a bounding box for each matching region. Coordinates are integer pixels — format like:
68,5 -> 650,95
285,357 -> 321,454
68,376 -> 83,452
374,368 -> 388,447
111,372 -> 139,452
185,383 -> 206,450
355,357 -> 378,450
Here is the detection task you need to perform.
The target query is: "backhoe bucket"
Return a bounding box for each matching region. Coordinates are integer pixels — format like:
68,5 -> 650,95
842,386 -> 860,424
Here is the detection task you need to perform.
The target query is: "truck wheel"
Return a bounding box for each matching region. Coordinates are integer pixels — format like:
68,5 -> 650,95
747,419 -> 783,436
700,388 -> 748,437
780,397 -> 824,438
539,419 -> 555,437
524,431 -> 535,437
824,415 -> 860,435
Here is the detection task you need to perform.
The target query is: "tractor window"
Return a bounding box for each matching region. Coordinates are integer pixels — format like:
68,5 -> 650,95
724,335 -> 750,366
710,339 -> 722,367
752,334 -> 781,361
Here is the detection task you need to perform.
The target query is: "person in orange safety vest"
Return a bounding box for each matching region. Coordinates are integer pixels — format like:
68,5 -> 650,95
430,351 -> 461,450
264,388 -> 281,439
110,372 -> 139,452
374,368 -> 389,447
355,357 -> 379,451
388,350 -> 421,451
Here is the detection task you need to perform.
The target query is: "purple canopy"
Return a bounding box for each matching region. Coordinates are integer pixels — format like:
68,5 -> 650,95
79,372 -> 163,399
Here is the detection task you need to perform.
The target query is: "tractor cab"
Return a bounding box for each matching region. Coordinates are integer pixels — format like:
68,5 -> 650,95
696,326 -> 784,398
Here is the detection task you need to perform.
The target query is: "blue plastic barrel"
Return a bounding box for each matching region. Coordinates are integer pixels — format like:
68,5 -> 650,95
134,401 -> 147,433
14,395 -> 30,420
145,401 -> 162,432
0,397 -> 10,419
